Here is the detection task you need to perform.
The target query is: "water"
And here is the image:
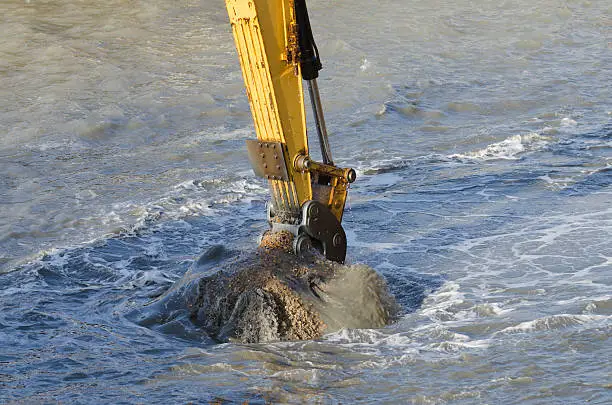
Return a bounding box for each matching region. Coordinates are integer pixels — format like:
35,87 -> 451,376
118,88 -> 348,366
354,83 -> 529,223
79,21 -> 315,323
1,0 -> 610,403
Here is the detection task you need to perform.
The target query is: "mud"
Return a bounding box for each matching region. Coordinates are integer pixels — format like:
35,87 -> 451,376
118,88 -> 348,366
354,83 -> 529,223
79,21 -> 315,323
129,232 -> 399,343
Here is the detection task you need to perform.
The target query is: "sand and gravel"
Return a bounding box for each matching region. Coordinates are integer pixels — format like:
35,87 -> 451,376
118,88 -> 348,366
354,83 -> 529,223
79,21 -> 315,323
132,231 -> 398,343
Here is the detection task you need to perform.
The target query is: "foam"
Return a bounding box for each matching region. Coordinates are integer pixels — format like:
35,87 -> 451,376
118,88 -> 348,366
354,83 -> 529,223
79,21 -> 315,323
419,282 -> 465,321
495,314 -> 608,335
449,133 -> 551,161
426,339 -> 490,353
14,172 -> 266,280
320,281 -> 494,354
583,296 -> 612,315
352,153 -> 448,177
118,176 -> 267,234
322,322 -> 491,362
325,327 -> 391,345
126,269 -> 175,289
560,117 -> 578,128
359,58 -> 372,72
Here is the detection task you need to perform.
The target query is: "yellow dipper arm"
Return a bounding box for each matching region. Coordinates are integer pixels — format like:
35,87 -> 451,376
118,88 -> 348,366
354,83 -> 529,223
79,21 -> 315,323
225,0 -> 356,262
225,0 -> 311,220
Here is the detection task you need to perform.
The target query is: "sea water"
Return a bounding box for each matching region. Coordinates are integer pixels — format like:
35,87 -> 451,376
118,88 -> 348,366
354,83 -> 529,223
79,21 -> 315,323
1,0 -> 610,403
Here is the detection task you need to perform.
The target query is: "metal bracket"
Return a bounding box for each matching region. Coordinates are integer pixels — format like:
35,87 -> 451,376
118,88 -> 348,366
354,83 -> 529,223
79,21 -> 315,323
246,140 -> 290,181
269,200 -> 347,263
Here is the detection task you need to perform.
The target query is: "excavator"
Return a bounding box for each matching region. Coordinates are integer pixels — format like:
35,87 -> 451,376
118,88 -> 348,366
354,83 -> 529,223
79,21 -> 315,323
225,0 -> 356,263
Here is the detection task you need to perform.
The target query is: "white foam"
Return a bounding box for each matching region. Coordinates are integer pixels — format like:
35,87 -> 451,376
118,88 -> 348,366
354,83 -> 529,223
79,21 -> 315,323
345,229 -> 407,252
125,269 -> 175,289
143,238 -> 167,259
426,339 -> 490,352
560,117 -> 578,127
419,282 -> 465,321
324,326 -> 388,345
360,58 -> 372,72
17,173 -> 267,273
44,250 -> 70,268
582,296 -> 612,315
351,353 -> 418,370
135,177 -> 267,226
496,314 -> 608,335
537,174 -> 576,190
271,368 -> 324,385
353,156 -> 408,176
449,133 -> 551,161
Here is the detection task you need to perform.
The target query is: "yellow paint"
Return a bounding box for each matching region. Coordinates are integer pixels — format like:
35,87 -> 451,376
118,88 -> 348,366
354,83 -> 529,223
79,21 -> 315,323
225,0 -> 351,224
225,0 -> 312,215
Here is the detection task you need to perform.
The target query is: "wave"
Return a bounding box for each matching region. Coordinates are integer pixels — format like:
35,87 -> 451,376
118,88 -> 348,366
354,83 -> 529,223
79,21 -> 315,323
136,176 -> 266,224
495,314 -> 608,335
352,132 -> 554,177
449,133 -> 551,161
2,174 -> 267,275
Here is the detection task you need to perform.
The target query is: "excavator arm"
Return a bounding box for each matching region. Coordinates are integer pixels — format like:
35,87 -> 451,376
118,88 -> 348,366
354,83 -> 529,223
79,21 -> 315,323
225,0 -> 355,263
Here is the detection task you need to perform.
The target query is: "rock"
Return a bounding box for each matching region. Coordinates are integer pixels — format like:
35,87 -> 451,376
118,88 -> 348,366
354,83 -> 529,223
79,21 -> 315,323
129,231 -> 399,343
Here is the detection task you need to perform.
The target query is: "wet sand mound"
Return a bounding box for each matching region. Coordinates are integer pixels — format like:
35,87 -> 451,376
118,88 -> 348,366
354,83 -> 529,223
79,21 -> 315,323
130,232 -> 399,343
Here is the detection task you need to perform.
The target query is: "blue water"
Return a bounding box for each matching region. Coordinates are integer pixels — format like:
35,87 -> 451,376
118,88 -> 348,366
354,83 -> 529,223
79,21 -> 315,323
1,0 -> 611,403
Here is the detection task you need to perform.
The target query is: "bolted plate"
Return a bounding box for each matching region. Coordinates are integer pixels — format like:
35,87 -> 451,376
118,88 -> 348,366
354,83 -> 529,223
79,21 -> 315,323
246,140 -> 290,181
